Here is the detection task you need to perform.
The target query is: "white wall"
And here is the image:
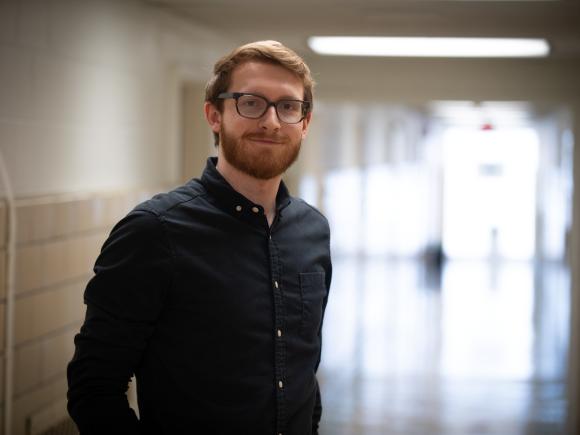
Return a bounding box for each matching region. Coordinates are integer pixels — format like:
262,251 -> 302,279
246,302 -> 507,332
0,1 -> 579,433
0,0 -> 231,198
0,2 -> 236,433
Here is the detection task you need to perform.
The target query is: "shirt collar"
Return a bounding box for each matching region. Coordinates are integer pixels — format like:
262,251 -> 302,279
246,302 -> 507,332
198,157 -> 292,219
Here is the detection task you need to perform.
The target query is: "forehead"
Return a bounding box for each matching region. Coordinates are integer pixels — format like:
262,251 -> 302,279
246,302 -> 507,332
229,61 -> 304,99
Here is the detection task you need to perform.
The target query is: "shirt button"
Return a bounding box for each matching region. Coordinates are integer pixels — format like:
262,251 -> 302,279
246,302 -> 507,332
277,329 -> 282,337
278,380 -> 283,389
274,281 -> 279,289
251,206 -> 259,213
235,205 -> 242,212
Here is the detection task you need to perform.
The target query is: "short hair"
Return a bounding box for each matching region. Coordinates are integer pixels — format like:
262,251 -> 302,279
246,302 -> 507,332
205,40 -> 315,146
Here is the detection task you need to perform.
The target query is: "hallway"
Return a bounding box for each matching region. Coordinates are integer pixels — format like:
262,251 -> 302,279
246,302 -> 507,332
1,1 -> 579,433
318,257 -> 568,435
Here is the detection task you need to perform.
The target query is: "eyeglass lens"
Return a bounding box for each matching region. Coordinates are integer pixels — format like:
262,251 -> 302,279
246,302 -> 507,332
237,95 -> 304,123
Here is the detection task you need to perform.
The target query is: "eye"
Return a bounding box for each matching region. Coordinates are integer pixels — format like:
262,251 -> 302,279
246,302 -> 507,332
238,95 -> 265,108
279,101 -> 301,112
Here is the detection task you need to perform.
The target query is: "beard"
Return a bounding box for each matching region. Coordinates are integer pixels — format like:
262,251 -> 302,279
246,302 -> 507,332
219,124 -> 301,180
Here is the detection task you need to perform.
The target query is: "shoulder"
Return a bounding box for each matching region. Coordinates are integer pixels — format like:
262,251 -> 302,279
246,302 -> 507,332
289,197 -> 331,235
106,180 -> 206,244
132,179 -> 206,218
292,198 -> 329,223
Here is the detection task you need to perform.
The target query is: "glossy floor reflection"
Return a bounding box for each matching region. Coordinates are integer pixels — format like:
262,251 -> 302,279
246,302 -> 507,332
318,257 -> 569,435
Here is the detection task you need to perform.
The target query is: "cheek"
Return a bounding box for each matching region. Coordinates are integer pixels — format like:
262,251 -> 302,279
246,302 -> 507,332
224,113 -> 253,133
289,125 -> 306,141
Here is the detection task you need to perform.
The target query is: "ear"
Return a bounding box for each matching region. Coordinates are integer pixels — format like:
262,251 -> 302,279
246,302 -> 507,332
300,111 -> 312,140
204,101 -> 222,134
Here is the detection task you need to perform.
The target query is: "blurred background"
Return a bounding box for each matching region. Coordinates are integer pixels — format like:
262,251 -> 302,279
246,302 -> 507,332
0,0 -> 579,434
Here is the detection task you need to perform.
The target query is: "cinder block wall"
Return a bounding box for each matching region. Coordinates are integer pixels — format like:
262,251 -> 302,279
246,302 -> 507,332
0,0 -> 231,433
1,187 -> 162,435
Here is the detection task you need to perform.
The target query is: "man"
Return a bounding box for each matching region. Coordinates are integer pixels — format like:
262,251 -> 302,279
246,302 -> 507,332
67,40 -> 332,435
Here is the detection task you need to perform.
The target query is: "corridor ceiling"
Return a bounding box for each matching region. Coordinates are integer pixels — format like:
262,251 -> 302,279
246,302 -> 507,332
144,0 -> 580,58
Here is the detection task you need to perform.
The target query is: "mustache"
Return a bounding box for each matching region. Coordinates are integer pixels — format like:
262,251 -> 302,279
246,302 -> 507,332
243,133 -> 289,143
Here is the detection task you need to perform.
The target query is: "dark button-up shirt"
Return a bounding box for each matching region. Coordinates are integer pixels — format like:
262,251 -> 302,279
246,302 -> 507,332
67,157 -> 332,435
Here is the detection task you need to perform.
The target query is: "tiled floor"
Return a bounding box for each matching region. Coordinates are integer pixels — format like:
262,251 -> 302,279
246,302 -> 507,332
318,257 -> 569,435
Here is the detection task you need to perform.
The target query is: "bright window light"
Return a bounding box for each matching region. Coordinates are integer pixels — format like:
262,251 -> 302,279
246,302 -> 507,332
308,36 -> 550,58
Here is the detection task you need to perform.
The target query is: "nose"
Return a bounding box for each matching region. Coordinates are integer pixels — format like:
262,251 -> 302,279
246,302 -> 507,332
258,105 -> 281,131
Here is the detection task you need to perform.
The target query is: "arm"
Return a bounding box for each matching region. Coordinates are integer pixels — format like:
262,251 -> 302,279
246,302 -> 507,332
312,242 -> 332,434
311,378 -> 322,435
67,210 -> 172,434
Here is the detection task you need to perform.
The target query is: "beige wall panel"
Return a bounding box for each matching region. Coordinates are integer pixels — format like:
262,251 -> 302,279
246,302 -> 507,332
65,239 -> 85,279
0,302 -> 5,352
14,328 -> 77,396
0,354 -> 4,404
110,187 -> 174,225
98,187 -> 170,231
0,250 -> 6,300
87,232 -> 107,270
78,197 -> 106,233
0,201 -> 6,248
103,194 -> 131,229
17,194 -> 130,246
41,240 -> 67,290
15,232 -> 105,294
15,281 -> 86,345
18,198 -> 84,243
53,200 -> 80,239
80,189 -> 166,236
13,376 -> 68,435
27,398 -> 69,435
14,242 -> 42,293
18,200 -> 54,245
14,344 -> 36,398
67,235 -> 103,280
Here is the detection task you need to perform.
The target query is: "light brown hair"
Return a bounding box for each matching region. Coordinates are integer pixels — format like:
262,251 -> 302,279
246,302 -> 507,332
205,40 -> 314,146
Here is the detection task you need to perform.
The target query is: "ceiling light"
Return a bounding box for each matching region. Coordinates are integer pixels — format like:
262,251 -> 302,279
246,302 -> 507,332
308,36 -> 550,58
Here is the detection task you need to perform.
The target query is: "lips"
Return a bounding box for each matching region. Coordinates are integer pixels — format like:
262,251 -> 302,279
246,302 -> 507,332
244,134 -> 288,145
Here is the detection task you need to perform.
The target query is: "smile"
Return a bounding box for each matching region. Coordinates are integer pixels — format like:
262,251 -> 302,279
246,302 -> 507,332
246,136 -> 285,145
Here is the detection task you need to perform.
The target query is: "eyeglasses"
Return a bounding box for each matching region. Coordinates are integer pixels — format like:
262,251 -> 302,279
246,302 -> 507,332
217,92 -> 311,124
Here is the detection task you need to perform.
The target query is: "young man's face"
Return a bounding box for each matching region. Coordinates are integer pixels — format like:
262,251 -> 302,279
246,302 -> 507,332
207,61 -> 311,180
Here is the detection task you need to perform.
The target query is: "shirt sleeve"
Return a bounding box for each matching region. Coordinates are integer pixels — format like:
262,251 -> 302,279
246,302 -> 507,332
312,226 -> 332,434
311,378 -> 322,435
67,210 -> 173,434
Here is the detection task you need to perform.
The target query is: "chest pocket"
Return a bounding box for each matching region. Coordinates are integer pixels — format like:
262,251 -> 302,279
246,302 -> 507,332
299,272 -> 327,339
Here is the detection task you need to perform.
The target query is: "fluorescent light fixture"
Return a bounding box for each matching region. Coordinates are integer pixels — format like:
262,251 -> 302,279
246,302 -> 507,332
308,36 -> 550,58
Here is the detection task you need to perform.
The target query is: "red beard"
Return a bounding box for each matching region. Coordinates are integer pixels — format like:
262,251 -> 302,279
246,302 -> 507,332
219,125 -> 301,180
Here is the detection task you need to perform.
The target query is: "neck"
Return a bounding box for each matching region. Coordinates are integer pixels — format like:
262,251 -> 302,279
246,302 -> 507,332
216,152 -> 281,226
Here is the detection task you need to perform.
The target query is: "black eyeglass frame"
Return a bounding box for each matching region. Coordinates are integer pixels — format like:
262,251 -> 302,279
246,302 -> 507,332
217,92 -> 311,124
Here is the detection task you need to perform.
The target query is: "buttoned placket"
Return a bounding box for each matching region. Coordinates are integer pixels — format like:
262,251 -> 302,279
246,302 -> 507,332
233,196 -> 289,434
266,212 -> 287,435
